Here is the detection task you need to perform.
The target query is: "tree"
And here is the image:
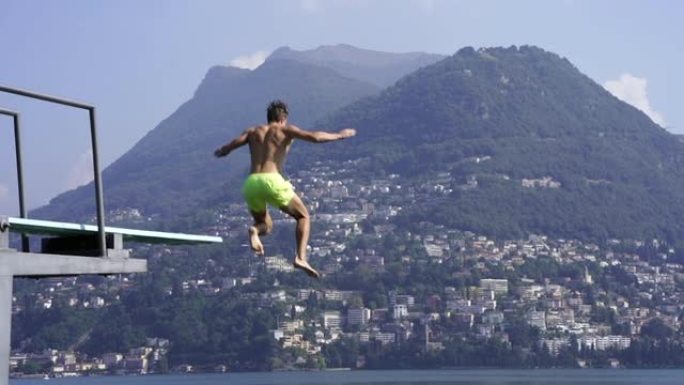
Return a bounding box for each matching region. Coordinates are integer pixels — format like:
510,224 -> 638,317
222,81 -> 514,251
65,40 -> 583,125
641,318 -> 674,340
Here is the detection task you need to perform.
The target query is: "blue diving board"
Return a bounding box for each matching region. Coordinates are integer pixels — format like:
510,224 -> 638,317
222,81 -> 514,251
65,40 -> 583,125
5,216 -> 222,245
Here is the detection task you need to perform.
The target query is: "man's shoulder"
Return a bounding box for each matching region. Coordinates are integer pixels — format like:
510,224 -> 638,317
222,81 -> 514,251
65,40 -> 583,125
245,125 -> 268,136
282,124 -> 303,134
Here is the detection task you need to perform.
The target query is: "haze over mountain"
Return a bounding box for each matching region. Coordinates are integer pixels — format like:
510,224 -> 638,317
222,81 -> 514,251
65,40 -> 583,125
268,44 -> 445,88
32,44 -> 684,241
32,45 -> 442,222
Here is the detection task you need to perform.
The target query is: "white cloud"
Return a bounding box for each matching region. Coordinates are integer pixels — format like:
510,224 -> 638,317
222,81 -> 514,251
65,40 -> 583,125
604,73 -> 666,127
416,0 -> 438,14
298,0 -> 371,14
300,0 -> 321,13
65,150 -> 94,191
229,51 -> 269,70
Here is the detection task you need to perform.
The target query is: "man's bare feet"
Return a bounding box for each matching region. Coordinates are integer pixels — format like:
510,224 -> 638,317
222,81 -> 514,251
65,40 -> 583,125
248,226 -> 264,255
294,258 -> 320,279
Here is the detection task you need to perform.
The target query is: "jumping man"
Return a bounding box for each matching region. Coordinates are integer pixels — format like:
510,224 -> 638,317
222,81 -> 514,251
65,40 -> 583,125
214,100 -> 356,278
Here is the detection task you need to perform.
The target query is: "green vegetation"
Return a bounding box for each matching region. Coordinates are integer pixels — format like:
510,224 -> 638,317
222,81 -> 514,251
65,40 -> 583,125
16,45 -> 684,372
296,46 -> 684,242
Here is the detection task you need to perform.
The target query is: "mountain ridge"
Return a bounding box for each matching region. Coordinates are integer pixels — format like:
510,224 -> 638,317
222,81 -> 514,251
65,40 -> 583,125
268,44 -> 445,87
291,45 -> 684,241
33,44 -> 684,241
32,45 -> 441,222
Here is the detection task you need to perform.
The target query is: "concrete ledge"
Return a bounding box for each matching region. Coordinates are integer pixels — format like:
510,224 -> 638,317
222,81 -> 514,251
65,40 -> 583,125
0,250 -> 147,277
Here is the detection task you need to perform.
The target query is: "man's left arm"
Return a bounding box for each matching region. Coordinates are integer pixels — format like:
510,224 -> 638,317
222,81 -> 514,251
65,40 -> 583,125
214,129 -> 250,157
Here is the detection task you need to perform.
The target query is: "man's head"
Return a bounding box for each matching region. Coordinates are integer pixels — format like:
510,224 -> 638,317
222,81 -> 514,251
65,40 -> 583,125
267,100 -> 289,123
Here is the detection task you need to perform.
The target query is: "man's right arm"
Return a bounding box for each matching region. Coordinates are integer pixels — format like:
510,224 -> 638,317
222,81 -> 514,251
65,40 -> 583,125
214,128 -> 250,157
284,125 -> 356,143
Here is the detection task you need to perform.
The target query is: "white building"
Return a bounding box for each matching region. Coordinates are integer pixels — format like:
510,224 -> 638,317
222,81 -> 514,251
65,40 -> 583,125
392,304 -> 408,320
578,335 -> 631,351
359,332 -> 396,344
480,279 -> 509,296
540,338 -> 570,355
279,320 -> 304,333
526,310 -> 547,331
323,311 -> 342,329
347,307 -> 371,326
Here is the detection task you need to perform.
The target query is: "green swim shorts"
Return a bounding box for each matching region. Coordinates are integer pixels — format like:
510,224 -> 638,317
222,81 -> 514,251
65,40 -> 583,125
242,172 -> 295,213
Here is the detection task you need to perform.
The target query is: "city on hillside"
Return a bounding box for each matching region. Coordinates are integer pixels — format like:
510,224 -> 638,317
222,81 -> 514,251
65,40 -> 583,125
9,159 -> 684,378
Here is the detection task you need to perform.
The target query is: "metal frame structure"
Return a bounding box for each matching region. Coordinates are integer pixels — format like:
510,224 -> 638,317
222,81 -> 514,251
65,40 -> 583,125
0,108 -> 28,252
0,85 -> 107,257
0,85 -> 219,384
0,85 -> 116,384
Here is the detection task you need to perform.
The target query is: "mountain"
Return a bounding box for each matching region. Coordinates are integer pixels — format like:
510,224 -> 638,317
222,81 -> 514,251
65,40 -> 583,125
32,45 -> 441,223
294,45 -> 684,241
268,44 -> 445,88
33,44 -> 684,241
16,44 -> 684,370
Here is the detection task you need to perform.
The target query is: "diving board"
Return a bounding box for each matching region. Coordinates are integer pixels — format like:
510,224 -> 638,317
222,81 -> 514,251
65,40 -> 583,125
5,216 -> 223,245
1,84 -> 224,385
0,216 -> 222,383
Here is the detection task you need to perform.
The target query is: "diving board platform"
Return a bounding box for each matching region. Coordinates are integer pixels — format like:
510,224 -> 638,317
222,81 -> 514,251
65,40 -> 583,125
0,216 -> 222,382
1,215 -> 222,259
4,216 -> 223,245
1,84 -> 225,385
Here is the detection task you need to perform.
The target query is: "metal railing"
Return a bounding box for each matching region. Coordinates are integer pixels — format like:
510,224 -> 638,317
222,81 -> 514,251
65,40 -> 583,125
0,85 -> 107,257
0,108 -> 29,252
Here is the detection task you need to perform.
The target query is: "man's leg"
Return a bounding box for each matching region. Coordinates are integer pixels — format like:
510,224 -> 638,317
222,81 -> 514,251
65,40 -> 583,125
279,194 -> 319,278
248,210 -> 272,256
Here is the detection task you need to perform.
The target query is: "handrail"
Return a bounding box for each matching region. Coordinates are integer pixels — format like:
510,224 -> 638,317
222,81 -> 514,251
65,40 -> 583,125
0,108 -> 29,252
0,85 -> 107,257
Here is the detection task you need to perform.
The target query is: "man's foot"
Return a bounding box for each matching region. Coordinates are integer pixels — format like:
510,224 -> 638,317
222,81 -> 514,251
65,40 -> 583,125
248,226 -> 264,255
294,258 -> 320,279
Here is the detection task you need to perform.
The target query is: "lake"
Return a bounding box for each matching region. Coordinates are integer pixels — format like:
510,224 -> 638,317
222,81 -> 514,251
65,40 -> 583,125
10,369 -> 684,385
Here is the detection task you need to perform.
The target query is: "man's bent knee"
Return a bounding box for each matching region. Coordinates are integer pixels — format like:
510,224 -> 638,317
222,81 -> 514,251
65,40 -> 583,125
283,205 -> 308,220
256,214 -> 273,235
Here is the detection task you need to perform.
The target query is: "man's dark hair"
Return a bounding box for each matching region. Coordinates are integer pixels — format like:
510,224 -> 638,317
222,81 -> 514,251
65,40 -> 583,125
267,100 -> 289,123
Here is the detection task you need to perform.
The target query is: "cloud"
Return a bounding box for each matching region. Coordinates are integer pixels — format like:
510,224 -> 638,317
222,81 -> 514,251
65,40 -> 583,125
298,0 -> 371,14
229,51 -> 269,70
604,73 -> 665,127
300,0 -> 321,13
65,150 -> 94,191
416,0 -> 438,14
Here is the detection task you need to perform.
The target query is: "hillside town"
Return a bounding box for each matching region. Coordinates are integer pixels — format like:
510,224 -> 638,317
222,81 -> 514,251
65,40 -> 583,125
10,159 -> 684,377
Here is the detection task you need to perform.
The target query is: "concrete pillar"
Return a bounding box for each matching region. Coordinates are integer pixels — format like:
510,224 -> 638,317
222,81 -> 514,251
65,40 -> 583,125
0,275 -> 13,385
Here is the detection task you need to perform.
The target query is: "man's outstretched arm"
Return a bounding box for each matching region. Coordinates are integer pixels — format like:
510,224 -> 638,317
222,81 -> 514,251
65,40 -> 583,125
284,125 -> 356,143
214,129 -> 250,157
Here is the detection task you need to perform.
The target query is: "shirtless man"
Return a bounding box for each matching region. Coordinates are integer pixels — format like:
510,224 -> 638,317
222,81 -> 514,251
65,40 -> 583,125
214,100 -> 356,278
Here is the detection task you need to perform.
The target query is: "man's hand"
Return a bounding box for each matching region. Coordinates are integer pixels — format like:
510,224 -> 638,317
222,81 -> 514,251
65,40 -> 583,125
339,128 -> 356,139
214,148 -> 226,157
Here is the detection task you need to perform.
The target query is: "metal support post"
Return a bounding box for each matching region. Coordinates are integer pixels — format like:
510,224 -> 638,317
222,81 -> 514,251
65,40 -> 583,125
0,109 -> 28,252
88,108 -> 107,257
0,86 -> 107,256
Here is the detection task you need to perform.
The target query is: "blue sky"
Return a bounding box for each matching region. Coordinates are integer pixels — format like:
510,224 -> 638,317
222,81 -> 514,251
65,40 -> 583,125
0,0 -> 681,214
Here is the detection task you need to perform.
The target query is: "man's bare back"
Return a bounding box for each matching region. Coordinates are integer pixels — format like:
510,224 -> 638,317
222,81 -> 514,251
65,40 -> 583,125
213,100 -> 355,278
219,122 -> 355,174
245,123 -> 293,174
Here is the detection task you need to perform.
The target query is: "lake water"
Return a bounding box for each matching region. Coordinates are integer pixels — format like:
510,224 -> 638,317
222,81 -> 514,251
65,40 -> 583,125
10,369 -> 684,385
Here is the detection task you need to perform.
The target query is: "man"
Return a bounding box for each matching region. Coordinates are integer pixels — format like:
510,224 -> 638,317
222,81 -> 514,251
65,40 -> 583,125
214,100 -> 356,278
